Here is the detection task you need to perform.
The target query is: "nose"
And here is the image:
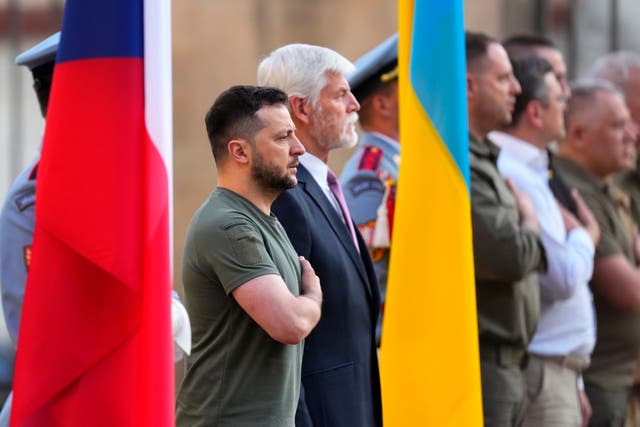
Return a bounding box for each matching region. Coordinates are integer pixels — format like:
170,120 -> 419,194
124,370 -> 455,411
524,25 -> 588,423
347,91 -> 360,113
290,133 -> 306,156
559,95 -> 568,112
510,75 -> 521,95
623,124 -> 638,146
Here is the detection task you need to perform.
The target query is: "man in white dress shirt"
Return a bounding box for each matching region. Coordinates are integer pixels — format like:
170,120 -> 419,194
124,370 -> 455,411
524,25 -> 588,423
491,55 -> 601,427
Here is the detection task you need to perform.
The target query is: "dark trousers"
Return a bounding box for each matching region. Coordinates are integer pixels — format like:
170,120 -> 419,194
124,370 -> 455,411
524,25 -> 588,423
481,360 -> 526,427
585,382 -> 631,427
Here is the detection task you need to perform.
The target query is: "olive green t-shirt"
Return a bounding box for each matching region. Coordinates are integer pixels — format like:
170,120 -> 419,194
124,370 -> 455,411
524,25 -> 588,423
555,156 -> 640,388
176,188 -> 303,426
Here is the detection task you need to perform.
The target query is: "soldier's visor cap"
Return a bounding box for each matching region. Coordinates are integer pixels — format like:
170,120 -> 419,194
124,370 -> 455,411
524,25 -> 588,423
16,32 -> 60,71
348,33 -> 398,102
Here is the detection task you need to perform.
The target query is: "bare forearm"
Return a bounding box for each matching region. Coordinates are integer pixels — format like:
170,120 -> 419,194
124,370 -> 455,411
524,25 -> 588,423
279,257 -> 323,344
283,294 -> 322,343
592,255 -> 640,311
233,258 -> 323,345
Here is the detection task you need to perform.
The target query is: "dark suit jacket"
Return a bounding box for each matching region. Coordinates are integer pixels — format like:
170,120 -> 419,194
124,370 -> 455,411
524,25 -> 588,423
272,164 -> 383,427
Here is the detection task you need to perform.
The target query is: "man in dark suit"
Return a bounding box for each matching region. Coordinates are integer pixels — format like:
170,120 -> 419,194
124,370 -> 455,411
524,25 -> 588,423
258,44 -> 383,427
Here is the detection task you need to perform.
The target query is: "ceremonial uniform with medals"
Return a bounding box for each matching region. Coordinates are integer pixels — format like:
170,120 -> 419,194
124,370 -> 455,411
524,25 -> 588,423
0,32 -> 59,427
341,131 -> 398,340
340,33 -> 398,342
0,159 -> 39,345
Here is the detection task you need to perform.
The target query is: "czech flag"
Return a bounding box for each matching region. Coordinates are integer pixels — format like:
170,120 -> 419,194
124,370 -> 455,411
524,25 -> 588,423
11,0 -> 174,426
380,1 -> 483,425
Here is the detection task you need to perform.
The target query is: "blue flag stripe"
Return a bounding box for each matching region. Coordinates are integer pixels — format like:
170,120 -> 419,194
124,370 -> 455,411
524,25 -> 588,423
57,0 -> 143,63
409,2 -> 469,188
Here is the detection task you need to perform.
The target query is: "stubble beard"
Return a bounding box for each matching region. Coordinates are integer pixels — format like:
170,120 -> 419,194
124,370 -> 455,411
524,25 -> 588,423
251,151 -> 297,194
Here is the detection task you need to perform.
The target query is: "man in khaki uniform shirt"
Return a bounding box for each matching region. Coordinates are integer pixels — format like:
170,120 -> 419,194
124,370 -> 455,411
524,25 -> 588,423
466,31 -> 547,427
589,51 -> 640,427
590,51 -> 640,223
555,79 -> 640,426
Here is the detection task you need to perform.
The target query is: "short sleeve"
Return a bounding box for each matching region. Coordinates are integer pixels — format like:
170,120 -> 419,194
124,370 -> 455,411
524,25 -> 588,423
197,219 -> 280,295
581,194 -> 626,260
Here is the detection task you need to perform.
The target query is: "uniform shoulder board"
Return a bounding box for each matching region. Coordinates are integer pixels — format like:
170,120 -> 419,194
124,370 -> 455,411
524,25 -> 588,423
28,162 -> 39,180
357,145 -> 384,172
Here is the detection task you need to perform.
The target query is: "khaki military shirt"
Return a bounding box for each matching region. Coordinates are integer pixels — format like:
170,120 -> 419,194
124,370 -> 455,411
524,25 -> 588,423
616,169 -> 640,227
555,155 -> 640,388
470,135 -> 546,350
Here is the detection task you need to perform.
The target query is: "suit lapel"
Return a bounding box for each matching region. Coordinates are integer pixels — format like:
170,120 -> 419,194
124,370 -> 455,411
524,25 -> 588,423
297,165 -> 372,296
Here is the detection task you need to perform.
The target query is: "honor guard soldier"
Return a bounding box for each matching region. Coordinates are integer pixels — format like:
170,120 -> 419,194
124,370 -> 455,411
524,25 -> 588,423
0,33 -> 191,426
0,31 -> 59,427
0,32 -> 59,348
340,34 -> 399,342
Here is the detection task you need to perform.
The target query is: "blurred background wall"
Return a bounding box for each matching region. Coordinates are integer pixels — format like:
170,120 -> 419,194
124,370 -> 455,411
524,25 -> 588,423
1,0 -> 639,302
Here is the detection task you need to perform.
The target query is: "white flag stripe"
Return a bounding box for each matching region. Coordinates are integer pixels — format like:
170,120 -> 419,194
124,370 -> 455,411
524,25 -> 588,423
144,0 -> 174,271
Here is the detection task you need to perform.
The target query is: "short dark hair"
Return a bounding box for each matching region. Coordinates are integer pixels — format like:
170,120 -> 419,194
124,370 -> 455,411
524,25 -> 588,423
465,31 -> 497,72
509,55 -> 554,126
204,85 -> 288,164
502,33 -> 557,59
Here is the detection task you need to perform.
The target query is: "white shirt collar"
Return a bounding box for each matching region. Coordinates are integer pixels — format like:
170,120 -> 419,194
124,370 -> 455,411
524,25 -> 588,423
490,131 -> 549,173
300,153 -> 329,187
299,153 -> 342,214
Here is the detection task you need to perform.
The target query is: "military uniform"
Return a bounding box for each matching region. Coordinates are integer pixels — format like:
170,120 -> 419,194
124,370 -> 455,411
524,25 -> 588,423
0,157 -> 38,426
616,169 -> 640,226
615,169 -> 640,427
340,33 -> 398,345
0,158 -> 39,345
0,29 -> 60,357
470,135 -> 546,427
341,131 -> 399,340
554,155 -> 640,426
0,156 -> 36,402
0,32 -> 190,426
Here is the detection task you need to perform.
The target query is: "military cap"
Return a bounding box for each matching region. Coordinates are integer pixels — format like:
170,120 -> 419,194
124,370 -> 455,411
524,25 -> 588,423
348,33 -> 398,102
16,32 -> 60,117
15,32 -> 60,70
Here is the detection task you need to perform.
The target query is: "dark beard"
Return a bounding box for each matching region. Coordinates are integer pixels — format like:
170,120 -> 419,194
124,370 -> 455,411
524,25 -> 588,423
251,153 -> 297,192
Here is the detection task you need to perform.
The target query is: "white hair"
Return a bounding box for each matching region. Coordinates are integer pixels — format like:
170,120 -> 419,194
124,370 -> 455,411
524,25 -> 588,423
588,51 -> 640,94
257,43 -> 355,105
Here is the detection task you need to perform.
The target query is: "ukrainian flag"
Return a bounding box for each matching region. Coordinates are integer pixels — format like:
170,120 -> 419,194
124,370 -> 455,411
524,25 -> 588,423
379,1 -> 483,425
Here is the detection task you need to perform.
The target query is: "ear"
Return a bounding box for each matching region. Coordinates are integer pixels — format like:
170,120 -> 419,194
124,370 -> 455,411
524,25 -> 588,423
227,139 -> 251,164
466,73 -> 476,101
289,95 -> 311,124
372,93 -> 391,118
527,101 -> 544,129
567,123 -> 585,148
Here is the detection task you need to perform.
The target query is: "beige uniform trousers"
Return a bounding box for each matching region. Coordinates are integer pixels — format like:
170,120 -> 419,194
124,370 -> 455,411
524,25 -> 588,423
523,354 -> 588,427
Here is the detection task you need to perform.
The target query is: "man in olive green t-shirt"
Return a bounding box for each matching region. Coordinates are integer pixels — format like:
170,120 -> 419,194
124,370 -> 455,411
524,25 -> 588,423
176,86 -> 322,427
555,79 -> 640,426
